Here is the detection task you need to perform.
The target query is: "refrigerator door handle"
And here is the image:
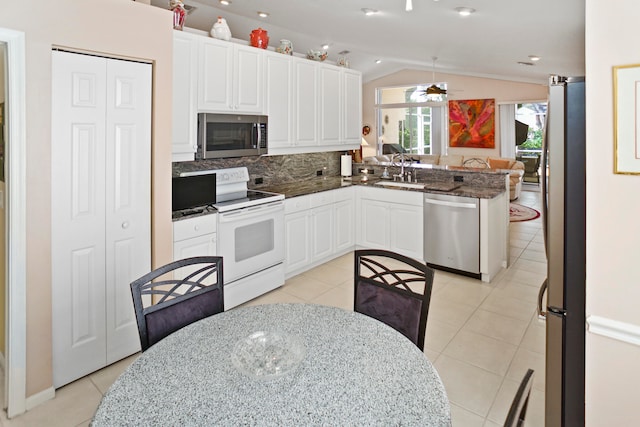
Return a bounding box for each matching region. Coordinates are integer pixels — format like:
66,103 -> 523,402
537,278 -> 548,319
547,305 -> 566,316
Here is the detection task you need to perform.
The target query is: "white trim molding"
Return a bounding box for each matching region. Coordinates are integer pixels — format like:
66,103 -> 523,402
0,26 -> 27,419
587,315 -> 640,347
25,387 -> 55,411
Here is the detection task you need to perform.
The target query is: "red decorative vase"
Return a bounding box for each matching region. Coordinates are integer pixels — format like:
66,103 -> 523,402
170,0 -> 186,30
250,28 -> 269,49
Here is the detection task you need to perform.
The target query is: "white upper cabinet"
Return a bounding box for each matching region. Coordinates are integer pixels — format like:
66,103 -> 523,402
197,37 -> 264,113
269,57 -> 363,155
293,57 -> 319,147
319,65 -> 341,145
343,69 -> 363,146
172,31 -> 199,162
169,30 -> 362,159
265,50 -> 293,149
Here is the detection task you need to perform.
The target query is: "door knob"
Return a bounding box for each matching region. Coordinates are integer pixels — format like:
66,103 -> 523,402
121,221 -> 129,229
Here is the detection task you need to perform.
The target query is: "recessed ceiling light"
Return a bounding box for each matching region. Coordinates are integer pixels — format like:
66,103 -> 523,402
406,0 -> 413,12
375,59 -> 382,64
455,7 -> 476,16
257,11 -> 269,18
322,44 -> 330,50
219,0 -> 231,5
528,55 -> 541,62
361,8 -> 379,16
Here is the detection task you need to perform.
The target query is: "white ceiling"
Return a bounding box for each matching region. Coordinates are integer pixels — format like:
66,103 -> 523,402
151,0 -> 585,84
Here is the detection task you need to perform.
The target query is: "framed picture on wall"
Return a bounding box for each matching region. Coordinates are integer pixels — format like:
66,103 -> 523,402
0,102 -> 4,182
448,98 -> 496,148
613,63 -> 640,174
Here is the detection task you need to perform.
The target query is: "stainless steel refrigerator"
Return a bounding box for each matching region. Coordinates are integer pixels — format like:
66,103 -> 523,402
539,75 -> 586,426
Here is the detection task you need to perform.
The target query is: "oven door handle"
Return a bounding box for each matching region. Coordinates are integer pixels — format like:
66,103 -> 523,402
218,201 -> 284,222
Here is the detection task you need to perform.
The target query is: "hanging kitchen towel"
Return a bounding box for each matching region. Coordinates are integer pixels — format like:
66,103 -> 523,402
341,155 -> 352,177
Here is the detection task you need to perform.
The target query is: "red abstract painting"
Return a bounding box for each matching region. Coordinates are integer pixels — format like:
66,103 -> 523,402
449,99 -> 495,148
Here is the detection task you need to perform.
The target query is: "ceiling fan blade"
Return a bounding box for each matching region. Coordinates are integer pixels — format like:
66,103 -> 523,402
425,84 -> 447,95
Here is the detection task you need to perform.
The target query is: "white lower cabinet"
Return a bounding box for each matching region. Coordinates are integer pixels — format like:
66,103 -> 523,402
173,214 -> 217,260
357,186 -> 424,261
334,195 -> 355,253
284,210 -> 311,273
310,204 -> 334,261
284,187 -> 354,276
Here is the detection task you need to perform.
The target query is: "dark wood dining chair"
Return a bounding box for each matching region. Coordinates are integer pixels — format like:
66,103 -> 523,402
354,249 -> 435,351
504,369 -> 535,427
130,256 -> 224,352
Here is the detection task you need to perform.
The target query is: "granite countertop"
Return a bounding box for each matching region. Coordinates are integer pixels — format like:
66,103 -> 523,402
255,175 -> 505,200
92,304 -> 451,426
172,173 -> 506,221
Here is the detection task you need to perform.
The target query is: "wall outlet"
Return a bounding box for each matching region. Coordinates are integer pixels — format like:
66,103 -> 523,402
254,177 -> 263,184
454,175 -> 464,182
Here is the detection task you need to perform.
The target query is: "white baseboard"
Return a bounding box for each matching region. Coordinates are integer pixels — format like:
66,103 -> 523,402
587,315 -> 640,347
25,387 -> 55,411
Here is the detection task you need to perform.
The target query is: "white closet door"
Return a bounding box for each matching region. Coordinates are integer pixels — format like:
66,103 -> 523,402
51,51 -> 151,387
52,51 -> 109,387
104,58 -> 151,364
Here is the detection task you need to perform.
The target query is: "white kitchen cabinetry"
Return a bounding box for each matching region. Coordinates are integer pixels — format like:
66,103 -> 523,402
265,50 -> 293,149
357,187 -> 424,261
480,191 -> 509,282
173,214 -> 217,260
284,208 -> 312,274
51,51 -> 152,388
334,187 -> 356,252
198,37 -> 263,113
172,30 -> 199,162
293,58 -> 319,147
309,192 -> 335,261
343,69 -> 363,145
284,187 -> 354,277
268,58 -> 362,155
319,65 -> 341,145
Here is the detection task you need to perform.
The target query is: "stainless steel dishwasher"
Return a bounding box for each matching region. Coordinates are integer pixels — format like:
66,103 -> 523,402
424,193 -> 480,276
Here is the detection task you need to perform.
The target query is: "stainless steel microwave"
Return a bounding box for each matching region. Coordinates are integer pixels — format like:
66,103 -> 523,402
198,113 -> 268,159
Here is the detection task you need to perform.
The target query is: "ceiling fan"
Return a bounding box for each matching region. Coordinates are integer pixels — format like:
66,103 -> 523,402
417,57 -> 448,99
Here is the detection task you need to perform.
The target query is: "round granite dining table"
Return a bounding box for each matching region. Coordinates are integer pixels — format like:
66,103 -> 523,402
92,303 -> 451,426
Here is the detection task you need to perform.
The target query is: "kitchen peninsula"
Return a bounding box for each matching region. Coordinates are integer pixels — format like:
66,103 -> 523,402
255,161 -> 509,283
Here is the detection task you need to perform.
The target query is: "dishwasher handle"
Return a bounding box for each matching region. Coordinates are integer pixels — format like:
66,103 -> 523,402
424,198 -> 477,209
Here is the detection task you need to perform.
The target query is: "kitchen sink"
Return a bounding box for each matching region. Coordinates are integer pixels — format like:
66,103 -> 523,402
374,181 -> 425,189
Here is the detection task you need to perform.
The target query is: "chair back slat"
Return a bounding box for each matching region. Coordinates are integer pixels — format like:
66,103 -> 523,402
130,256 -> 224,351
504,369 -> 535,427
354,249 -> 434,351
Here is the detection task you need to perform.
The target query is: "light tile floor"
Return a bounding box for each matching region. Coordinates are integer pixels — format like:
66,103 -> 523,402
0,185 -> 546,427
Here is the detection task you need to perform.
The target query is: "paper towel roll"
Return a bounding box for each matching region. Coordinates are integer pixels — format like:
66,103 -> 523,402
341,155 -> 352,177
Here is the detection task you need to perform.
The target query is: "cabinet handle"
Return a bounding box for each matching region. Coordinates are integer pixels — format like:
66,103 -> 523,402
121,221 -> 129,229
194,225 -> 200,231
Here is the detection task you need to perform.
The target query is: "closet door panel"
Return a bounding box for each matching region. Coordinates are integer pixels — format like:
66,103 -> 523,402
105,58 -> 151,363
52,51 -> 108,388
52,51 -> 151,387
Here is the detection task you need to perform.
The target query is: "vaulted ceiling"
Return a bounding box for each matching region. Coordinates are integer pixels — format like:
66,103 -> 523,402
151,0 -> 585,84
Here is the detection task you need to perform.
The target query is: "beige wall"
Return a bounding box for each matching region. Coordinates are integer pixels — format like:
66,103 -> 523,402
362,70 -> 547,158
585,0 -> 640,424
0,0 -> 174,398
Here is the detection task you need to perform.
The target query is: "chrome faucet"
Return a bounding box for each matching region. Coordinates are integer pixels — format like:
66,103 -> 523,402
393,152 -> 406,181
